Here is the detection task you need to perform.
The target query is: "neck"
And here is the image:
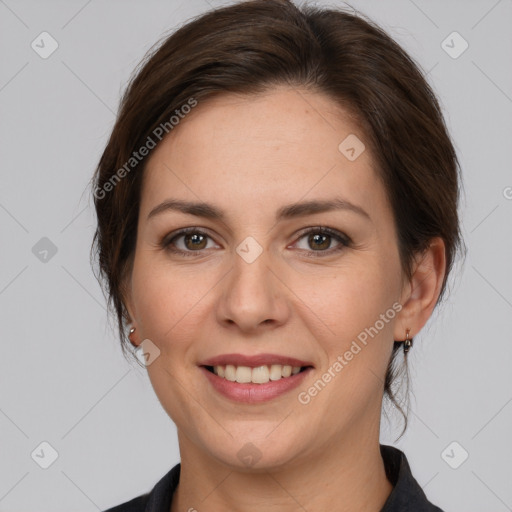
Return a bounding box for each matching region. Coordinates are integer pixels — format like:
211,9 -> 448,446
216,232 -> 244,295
170,424 -> 393,512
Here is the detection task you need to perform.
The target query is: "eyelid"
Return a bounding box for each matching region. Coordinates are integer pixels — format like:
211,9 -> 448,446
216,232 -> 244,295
293,225 -> 352,245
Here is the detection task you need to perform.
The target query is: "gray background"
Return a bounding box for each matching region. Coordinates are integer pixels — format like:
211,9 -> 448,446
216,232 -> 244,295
1,0 -> 511,510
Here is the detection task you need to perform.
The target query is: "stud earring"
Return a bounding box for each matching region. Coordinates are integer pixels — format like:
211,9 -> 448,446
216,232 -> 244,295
128,326 -> 136,345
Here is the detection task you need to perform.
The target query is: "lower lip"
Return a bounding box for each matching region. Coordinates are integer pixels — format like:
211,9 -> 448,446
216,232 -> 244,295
200,366 -> 313,403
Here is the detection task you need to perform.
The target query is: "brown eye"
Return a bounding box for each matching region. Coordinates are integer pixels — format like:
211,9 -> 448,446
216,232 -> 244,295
293,227 -> 350,257
162,228 -> 217,256
182,232 -> 208,250
307,232 -> 331,251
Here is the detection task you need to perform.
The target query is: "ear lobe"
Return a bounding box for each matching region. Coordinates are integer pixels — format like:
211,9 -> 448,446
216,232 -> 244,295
121,281 -> 142,347
394,237 -> 447,340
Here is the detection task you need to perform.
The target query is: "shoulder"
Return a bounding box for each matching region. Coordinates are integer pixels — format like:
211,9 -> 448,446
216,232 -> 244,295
379,444 -> 445,512
102,463 -> 181,512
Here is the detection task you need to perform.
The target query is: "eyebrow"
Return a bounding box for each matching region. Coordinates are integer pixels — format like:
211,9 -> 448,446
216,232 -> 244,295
147,197 -> 371,222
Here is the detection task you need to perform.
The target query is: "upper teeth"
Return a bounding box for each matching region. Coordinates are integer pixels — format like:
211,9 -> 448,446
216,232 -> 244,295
213,364 -> 301,384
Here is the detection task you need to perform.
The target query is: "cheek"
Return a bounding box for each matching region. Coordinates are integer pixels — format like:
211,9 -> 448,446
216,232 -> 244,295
294,260 -> 397,343
299,258 -> 399,401
130,256 -> 217,354
130,260 -> 214,424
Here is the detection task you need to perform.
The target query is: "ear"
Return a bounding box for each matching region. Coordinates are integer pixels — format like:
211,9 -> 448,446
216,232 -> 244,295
120,261 -> 141,347
393,237 -> 447,341
123,285 -> 136,327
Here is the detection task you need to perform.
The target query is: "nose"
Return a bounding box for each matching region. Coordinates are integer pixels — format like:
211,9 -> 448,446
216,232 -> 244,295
216,246 -> 290,333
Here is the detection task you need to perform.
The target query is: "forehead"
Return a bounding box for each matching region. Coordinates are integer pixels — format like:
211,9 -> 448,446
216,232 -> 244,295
140,87 -> 387,223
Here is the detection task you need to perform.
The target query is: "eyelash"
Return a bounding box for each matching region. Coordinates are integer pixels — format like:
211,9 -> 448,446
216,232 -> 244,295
161,226 -> 351,258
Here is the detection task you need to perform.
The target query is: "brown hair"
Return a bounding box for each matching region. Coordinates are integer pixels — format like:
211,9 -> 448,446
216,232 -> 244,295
90,0 -> 465,436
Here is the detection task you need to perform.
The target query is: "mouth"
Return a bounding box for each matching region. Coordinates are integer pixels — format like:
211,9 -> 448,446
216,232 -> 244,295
198,353 -> 314,403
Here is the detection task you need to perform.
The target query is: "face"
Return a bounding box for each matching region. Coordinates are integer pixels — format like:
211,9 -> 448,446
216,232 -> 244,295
124,86 -> 408,470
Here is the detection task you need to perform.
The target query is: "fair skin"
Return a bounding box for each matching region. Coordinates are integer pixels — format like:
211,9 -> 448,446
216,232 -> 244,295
123,86 -> 446,512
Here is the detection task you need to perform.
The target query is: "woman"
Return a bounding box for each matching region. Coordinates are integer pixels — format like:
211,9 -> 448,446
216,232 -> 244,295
92,0 -> 464,510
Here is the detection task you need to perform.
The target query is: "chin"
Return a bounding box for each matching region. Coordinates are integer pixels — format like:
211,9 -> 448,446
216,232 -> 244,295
198,426 -> 310,472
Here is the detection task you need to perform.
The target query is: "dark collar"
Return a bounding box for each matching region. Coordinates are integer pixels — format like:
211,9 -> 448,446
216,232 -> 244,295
104,444 -> 444,512
379,445 -> 444,511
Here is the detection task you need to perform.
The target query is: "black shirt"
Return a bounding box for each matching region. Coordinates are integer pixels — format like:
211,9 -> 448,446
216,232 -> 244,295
103,444 -> 445,512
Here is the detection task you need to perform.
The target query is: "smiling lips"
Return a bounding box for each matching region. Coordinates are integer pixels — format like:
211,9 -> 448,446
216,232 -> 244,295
200,354 -> 312,394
